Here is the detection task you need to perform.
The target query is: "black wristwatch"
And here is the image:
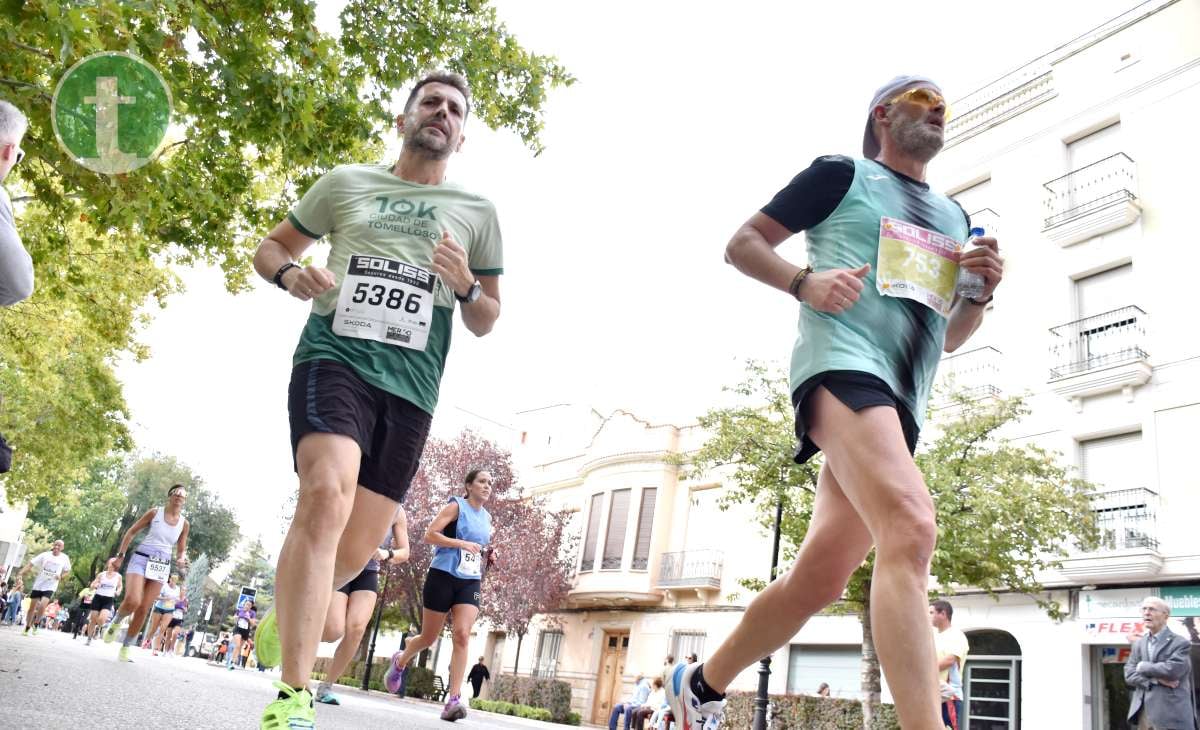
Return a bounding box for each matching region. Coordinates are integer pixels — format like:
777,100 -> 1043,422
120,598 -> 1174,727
386,548 -> 395,561
455,280 -> 482,304
272,262 -> 300,290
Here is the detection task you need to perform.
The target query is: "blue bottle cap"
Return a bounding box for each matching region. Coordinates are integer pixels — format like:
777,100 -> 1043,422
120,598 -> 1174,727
969,227 -> 985,237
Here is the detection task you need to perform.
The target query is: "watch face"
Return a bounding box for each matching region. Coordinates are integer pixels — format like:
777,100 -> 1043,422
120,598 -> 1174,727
467,282 -> 482,303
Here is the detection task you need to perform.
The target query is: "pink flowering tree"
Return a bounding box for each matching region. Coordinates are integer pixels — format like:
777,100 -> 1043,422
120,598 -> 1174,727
382,429 -> 575,671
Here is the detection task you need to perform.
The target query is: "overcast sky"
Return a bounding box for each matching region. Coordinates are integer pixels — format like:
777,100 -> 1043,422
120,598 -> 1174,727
115,0 -> 1139,560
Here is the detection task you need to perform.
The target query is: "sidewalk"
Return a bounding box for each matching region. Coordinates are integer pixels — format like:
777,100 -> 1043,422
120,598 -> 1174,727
330,683 -> 586,729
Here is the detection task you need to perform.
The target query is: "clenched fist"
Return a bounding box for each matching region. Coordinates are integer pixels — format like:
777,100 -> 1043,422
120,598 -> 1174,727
798,264 -> 871,314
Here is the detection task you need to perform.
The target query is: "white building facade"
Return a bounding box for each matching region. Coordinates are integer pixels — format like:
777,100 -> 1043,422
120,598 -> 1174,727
426,3 -> 1200,728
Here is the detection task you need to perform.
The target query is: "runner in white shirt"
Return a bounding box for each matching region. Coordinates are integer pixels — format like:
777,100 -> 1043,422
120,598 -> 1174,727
85,557 -> 122,645
146,574 -> 182,656
21,540 -> 70,636
102,484 -> 190,662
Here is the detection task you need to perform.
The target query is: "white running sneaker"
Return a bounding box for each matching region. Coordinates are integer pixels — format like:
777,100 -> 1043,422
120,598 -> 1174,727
664,662 -> 725,730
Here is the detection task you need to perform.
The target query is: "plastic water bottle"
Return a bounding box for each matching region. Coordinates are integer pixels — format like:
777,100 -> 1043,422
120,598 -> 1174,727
956,227 -> 987,300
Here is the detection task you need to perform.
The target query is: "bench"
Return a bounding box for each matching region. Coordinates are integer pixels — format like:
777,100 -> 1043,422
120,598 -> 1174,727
432,675 -> 447,702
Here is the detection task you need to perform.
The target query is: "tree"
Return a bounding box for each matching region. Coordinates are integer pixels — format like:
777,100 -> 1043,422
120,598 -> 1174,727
0,0 -> 573,504
380,429 -> 575,666
211,537 -> 273,631
687,362 -> 1099,727
183,552 -> 210,626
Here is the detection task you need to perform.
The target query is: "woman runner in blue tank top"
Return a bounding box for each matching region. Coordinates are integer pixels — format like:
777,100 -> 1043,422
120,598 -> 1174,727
385,469 -> 494,722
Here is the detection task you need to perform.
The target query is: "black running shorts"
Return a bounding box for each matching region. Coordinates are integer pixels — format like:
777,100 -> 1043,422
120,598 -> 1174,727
168,617 -> 183,628
337,567 -> 380,595
89,595 -> 115,613
791,370 -> 920,464
234,626 -> 251,640
288,359 -> 433,503
30,589 -> 54,600
422,568 -> 481,613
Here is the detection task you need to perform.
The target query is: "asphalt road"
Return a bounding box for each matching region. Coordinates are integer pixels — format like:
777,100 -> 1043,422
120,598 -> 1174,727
0,625 -> 580,729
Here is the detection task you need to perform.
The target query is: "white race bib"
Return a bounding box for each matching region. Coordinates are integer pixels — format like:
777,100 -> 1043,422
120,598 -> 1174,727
173,608 -> 184,620
237,617 -> 249,630
875,216 -> 961,318
144,555 -> 170,583
458,549 -> 482,578
332,254 -> 437,351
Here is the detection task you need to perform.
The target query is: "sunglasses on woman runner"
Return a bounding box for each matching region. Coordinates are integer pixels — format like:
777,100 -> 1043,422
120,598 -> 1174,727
887,87 -> 952,121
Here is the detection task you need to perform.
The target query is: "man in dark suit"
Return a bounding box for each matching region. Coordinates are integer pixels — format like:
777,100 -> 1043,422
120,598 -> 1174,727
1126,596 -> 1197,729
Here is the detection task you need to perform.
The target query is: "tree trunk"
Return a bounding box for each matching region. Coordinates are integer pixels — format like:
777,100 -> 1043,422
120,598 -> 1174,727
860,590 -> 881,730
513,632 -> 524,674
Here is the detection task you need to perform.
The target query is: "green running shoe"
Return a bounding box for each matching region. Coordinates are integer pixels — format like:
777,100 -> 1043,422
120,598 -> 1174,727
255,605 -> 280,669
102,620 -> 119,644
118,645 -> 132,662
260,681 -> 316,730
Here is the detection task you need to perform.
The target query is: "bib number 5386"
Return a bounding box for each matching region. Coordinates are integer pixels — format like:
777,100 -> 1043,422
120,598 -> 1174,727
350,283 -> 423,314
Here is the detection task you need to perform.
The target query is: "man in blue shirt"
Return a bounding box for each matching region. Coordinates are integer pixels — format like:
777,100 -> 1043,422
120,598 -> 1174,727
609,672 -> 649,730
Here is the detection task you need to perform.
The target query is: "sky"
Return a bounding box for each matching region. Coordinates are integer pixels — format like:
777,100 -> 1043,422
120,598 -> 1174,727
114,0 -> 1141,559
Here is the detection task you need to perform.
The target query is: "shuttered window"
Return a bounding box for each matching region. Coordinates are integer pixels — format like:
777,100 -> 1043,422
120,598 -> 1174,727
602,489 -> 631,569
631,488 -> 657,570
1076,264 -> 1132,320
580,493 -> 604,572
1080,432 -> 1142,493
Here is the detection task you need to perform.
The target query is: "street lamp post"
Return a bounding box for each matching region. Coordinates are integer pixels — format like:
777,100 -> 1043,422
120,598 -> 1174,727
751,495 -> 785,730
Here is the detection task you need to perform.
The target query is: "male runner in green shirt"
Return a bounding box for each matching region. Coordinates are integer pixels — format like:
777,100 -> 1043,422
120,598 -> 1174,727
250,71 -> 503,729
664,76 -> 1004,730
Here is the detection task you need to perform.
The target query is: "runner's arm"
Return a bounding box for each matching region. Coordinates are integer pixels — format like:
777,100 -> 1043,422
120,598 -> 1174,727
116,508 -> 157,557
944,236 -> 1002,352
424,501 -> 473,550
458,275 -> 500,337
724,213 -> 803,293
390,508 -> 411,563
253,219 -> 336,300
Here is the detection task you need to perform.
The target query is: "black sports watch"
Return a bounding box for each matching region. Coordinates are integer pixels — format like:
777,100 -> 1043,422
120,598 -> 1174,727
272,262 -> 300,290
455,280 -> 482,304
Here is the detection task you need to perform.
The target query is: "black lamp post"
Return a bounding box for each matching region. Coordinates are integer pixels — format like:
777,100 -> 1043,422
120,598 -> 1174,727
751,495 -> 785,730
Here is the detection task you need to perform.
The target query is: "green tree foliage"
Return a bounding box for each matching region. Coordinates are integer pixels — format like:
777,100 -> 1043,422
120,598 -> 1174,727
0,0 -> 573,504
209,537 -> 273,631
687,362 -> 1099,726
183,551 -> 209,625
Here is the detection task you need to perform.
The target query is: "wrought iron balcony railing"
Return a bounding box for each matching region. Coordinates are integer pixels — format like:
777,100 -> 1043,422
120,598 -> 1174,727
656,550 -> 723,589
1043,153 -> 1137,230
1049,306 -> 1147,379
1086,487 -> 1159,552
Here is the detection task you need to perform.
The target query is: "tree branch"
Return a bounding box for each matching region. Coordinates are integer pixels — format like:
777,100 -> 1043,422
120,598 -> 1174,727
5,40 -> 56,62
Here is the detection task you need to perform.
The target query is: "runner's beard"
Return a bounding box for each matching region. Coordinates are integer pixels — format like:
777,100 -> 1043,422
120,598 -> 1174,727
891,115 -> 944,162
404,124 -> 455,161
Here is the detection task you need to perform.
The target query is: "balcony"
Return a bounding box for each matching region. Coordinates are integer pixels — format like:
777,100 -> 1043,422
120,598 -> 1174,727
656,549 -> 723,604
570,560 -> 660,608
945,67 -> 1056,148
1059,488 -> 1163,582
1042,153 -> 1141,247
934,346 -> 1003,411
1048,306 -> 1151,407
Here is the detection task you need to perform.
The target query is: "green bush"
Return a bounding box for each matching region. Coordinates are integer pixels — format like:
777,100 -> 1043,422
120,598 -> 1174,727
722,691 -> 901,729
469,698 -> 553,722
565,711 -> 582,726
490,674 -> 573,723
310,657 -> 390,693
404,665 -> 438,699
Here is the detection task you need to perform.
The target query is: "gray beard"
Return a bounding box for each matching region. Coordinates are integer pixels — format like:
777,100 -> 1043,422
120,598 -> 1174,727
404,126 -> 453,161
891,116 -> 944,162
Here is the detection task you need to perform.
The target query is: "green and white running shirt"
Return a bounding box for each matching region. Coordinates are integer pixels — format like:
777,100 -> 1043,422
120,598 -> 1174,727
288,163 -> 503,414
762,156 -> 969,430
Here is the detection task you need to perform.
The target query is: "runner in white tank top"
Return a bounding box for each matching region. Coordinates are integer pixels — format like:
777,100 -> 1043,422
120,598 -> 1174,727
85,557 -> 123,645
103,484 -> 191,663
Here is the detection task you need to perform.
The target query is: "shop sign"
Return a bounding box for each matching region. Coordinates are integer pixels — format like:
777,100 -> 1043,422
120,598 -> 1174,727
1100,646 -> 1132,664
1161,586 -> 1200,617
1078,588 -> 1157,619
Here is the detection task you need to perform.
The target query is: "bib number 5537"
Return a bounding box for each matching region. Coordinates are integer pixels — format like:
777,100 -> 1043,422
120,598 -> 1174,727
350,282 -> 422,314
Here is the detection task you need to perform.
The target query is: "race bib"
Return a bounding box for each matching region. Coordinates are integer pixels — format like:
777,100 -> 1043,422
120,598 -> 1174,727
237,617 -> 249,629
173,608 -> 185,620
875,217 -> 960,318
332,254 -> 437,351
144,555 -> 170,583
458,549 -> 482,578
40,565 -> 60,582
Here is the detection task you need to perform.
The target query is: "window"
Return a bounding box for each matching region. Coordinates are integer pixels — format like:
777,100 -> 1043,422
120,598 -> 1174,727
533,630 -> 564,678
671,631 -> 706,663
601,489 -> 631,569
1075,264 -> 1131,320
1080,431 -> 1142,491
1067,121 -> 1121,171
580,494 -> 604,572
786,645 -> 861,697
631,488 -> 657,570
